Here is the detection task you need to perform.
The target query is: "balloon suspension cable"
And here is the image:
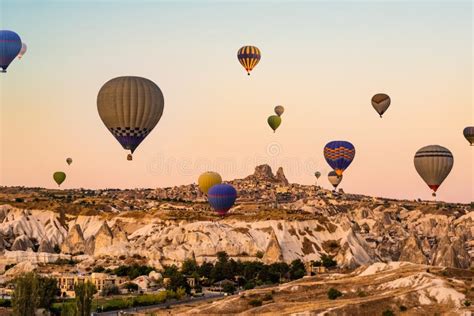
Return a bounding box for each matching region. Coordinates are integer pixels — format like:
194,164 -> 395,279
380,115 -> 383,118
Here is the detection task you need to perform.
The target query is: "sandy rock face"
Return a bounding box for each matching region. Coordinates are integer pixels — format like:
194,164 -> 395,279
61,224 -> 86,255
432,235 -> 470,269
263,229 -> 283,263
399,235 -> 427,264
38,239 -> 54,253
275,167 -> 289,185
11,235 -> 34,251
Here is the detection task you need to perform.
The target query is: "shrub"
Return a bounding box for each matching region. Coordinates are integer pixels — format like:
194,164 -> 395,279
53,245 -> 61,253
399,305 -> 407,311
0,299 -> 11,307
5,264 -> 16,271
357,290 -> 367,297
248,299 -> 262,307
327,288 -> 342,300
93,265 -> 105,273
100,299 -> 131,312
256,251 -> 264,259
262,293 -> 273,301
464,300 -> 471,307
244,281 -> 255,290
382,310 -> 394,316
321,254 -> 337,268
176,287 -> 186,299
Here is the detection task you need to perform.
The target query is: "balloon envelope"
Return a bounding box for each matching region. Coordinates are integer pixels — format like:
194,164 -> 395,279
237,46 -> 261,75
463,126 -> 474,146
53,171 -> 66,187
97,76 -> 164,158
198,171 -> 222,194
324,141 -> 355,176
267,115 -> 281,132
314,171 -> 321,179
66,158 -> 72,165
274,105 -> 284,117
371,93 -> 391,117
0,30 -> 22,72
328,171 -> 343,189
17,42 -> 27,59
414,145 -> 453,193
208,184 -> 237,216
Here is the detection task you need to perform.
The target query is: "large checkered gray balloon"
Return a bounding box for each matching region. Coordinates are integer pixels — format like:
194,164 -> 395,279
97,76 -> 164,160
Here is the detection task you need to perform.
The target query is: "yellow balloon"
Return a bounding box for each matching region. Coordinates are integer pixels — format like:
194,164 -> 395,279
198,171 -> 222,194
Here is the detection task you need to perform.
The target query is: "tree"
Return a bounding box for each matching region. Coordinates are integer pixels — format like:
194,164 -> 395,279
222,281 -> 236,294
198,262 -> 214,279
101,284 -> 120,296
163,266 -> 191,294
61,302 -> 76,316
123,282 -> 139,293
181,258 -> 198,276
289,259 -> 306,280
216,251 -> 229,264
75,281 -> 97,316
12,273 -> 58,315
37,276 -> 59,309
320,254 -> 337,268
12,272 -> 39,316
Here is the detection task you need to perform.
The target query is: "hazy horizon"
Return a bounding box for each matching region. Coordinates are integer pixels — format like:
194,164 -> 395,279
1,0 -> 472,203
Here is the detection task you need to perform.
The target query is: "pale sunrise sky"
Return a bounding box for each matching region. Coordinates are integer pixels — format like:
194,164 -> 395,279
0,0 -> 472,203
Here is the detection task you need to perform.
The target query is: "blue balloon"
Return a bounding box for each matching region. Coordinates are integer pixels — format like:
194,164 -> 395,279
323,141 -> 355,176
0,30 -> 22,72
208,184 -> 237,216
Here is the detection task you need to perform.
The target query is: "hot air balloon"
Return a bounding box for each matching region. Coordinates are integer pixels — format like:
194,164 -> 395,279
314,171 -> 321,179
267,115 -> 281,133
274,105 -> 284,117
324,141 -> 355,176
414,145 -> 453,197
237,46 -> 261,76
198,171 -> 222,194
328,171 -> 343,190
66,158 -> 72,165
17,43 -> 27,59
371,93 -> 391,118
53,171 -> 66,187
0,30 -> 22,72
208,184 -> 237,216
97,76 -> 164,160
463,127 -> 474,146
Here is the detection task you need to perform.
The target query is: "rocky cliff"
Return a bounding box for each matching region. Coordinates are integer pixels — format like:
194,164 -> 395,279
0,166 -> 472,271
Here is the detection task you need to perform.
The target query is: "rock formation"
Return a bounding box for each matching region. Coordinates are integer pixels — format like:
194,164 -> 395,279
399,235 -> 427,264
262,229 -> 283,263
245,164 -> 288,184
61,224 -> 86,255
275,167 -> 289,185
38,239 -> 54,253
11,235 -> 34,251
